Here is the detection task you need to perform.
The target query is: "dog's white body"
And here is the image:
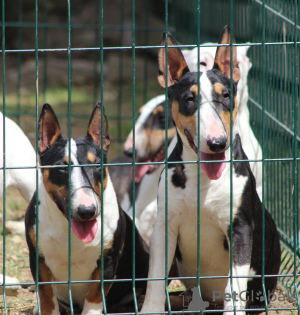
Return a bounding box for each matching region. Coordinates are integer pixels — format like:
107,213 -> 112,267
0,112 -> 37,202
124,45 -> 262,245
37,166 -> 119,313
141,28 -> 280,315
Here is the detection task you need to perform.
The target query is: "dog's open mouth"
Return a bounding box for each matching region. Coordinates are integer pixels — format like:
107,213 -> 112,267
184,129 -> 226,180
71,219 -> 98,243
131,146 -> 166,183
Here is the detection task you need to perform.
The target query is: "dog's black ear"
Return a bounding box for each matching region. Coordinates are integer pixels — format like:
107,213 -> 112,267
87,102 -> 110,151
38,103 -> 62,153
158,32 -> 189,88
213,25 -> 241,83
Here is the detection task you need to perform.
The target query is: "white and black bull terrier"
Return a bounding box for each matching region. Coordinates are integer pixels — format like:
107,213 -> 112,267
140,26 -> 281,314
25,103 -> 149,315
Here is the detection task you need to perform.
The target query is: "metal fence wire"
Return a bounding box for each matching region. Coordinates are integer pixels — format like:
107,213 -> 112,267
0,0 -> 299,314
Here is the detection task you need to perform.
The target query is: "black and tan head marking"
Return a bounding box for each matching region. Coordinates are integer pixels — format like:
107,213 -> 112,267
157,26 -> 241,162
38,102 -> 111,221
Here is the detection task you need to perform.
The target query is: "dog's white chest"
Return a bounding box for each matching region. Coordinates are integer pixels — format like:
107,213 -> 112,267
167,163 -> 248,300
37,183 -> 119,307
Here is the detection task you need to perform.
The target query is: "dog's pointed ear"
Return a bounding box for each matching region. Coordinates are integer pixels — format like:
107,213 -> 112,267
38,103 -> 62,153
213,25 -> 241,83
158,32 -> 189,88
87,102 -> 110,151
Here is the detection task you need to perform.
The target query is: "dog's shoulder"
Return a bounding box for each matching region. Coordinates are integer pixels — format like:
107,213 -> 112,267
105,206 -> 149,306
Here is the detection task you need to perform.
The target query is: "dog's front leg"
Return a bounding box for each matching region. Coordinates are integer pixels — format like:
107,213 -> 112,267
140,215 -> 178,314
81,267 -> 111,314
223,220 -> 253,315
33,258 -> 60,315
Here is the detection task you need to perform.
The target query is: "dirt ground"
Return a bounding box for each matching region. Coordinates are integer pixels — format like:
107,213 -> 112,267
0,187 -> 299,315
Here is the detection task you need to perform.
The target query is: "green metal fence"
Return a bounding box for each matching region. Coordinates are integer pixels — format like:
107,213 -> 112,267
0,0 -> 299,314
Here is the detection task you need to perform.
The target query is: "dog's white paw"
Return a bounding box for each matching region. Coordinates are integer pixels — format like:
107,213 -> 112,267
81,301 -> 103,314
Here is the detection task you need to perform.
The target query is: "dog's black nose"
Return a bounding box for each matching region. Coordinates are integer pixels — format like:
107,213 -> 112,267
124,147 -> 133,157
77,204 -> 96,220
207,137 -> 227,152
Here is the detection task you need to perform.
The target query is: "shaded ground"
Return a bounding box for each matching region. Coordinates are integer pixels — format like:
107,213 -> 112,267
0,189 -> 299,314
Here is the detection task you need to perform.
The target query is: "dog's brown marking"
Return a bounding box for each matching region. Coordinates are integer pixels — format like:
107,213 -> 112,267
43,169 -> 68,202
87,152 -> 96,164
218,96 -> 237,141
38,257 -> 56,315
38,110 -> 61,153
214,27 -> 241,83
138,105 -> 146,114
172,101 -> 196,138
152,105 -> 164,116
88,107 -> 110,152
140,127 -> 176,159
94,167 -> 108,198
103,238 -> 114,257
29,229 -> 37,248
64,156 -> 69,164
190,84 -> 198,96
85,239 -> 113,305
214,82 -> 224,95
158,34 -> 188,88
85,272 -> 112,305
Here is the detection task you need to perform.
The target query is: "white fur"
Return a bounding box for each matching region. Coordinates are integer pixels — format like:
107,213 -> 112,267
141,147 -> 249,313
33,297 -> 59,315
141,65 -> 250,314
37,139 -> 119,313
183,44 -> 263,199
0,112 -> 37,202
224,264 -> 250,315
82,301 -> 103,314
124,44 -> 262,246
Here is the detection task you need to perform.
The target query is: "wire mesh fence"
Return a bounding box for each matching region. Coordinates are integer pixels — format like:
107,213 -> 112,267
0,0 -> 299,314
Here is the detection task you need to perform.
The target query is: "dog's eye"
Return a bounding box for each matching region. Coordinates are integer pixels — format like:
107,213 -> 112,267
57,161 -> 71,174
185,95 -> 194,102
200,61 -> 207,67
222,91 -> 230,99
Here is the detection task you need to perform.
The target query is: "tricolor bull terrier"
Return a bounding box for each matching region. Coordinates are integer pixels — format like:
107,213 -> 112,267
25,103 -> 149,314
140,26 -> 280,314
122,43 -> 262,246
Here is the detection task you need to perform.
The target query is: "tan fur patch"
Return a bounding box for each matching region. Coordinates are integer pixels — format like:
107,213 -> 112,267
103,239 -> 114,257
190,85 -> 198,95
139,106 -> 145,114
172,101 -> 196,138
85,270 -> 111,304
141,127 -> 176,158
214,82 -> 224,95
38,115 -> 61,152
85,239 -> 113,304
29,229 -> 36,248
94,167 -> 108,198
64,156 -> 69,164
152,105 -> 164,115
87,152 -> 96,164
218,96 -> 237,142
43,169 -> 68,204
39,257 -> 56,315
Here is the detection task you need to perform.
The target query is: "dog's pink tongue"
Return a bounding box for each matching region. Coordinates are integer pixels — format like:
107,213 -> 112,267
71,219 -> 98,243
200,151 -> 226,180
131,163 -> 150,183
